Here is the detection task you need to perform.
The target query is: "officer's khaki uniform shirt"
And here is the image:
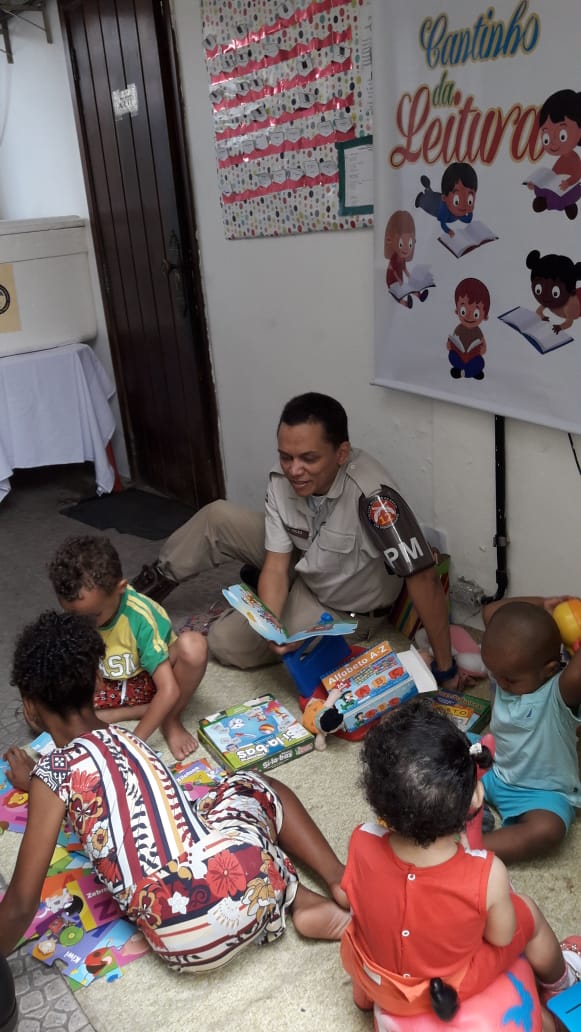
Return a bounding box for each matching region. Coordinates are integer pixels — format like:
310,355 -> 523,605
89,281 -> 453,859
264,447 -> 404,613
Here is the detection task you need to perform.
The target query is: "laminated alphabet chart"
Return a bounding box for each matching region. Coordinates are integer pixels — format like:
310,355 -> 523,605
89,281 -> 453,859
373,0 -> 581,434
201,0 -> 373,237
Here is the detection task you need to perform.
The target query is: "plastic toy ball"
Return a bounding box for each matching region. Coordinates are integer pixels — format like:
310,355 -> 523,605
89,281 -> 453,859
553,599 -> 581,652
373,955 -> 542,1031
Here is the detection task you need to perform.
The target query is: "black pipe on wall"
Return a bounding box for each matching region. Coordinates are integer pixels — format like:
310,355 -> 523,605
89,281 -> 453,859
481,414 -> 509,605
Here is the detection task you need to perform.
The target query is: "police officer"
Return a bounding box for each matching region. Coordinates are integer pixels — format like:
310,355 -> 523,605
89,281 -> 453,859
133,393 -> 459,685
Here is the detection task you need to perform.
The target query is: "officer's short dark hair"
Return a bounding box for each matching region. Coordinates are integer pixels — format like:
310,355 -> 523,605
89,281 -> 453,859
278,393 -> 349,448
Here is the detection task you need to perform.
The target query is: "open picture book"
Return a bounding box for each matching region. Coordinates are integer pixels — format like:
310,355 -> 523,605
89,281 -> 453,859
447,332 -> 483,355
388,263 -> 435,301
222,583 -> 357,644
438,219 -> 498,258
522,166 -> 579,194
498,306 -> 574,354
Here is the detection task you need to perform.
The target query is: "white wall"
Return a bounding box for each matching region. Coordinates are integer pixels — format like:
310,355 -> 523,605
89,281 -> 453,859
172,0 -> 581,601
0,1 -> 129,474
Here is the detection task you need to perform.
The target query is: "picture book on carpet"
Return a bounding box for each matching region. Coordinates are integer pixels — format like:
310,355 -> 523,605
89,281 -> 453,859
222,583 -> 357,644
320,641 -> 436,732
0,731 -> 148,989
427,688 -> 491,733
198,694 -> 315,773
173,756 -> 226,802
498,306 -> 573,353
0,853 -> 147,989
0,732 -> 57,833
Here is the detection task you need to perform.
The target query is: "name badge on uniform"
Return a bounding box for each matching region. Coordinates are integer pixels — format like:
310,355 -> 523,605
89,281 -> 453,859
284,525 -> 309,540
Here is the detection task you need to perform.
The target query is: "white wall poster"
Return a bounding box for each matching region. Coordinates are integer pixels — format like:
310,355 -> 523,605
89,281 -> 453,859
373,0 -> 581,433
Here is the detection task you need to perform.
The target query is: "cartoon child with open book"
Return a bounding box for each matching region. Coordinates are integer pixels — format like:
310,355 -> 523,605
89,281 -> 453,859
527,250 -> 581,334
415,162 -> 478,238
526,89 -> 581,221
384,210 -> 431,308
447,278 -> 490,381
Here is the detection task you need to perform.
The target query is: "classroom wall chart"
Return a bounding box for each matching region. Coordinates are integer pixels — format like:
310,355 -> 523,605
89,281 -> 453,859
201,0 -> 374,238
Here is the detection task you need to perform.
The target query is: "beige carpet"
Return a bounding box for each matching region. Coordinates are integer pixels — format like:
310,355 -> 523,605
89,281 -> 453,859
2,631 -> 580,1032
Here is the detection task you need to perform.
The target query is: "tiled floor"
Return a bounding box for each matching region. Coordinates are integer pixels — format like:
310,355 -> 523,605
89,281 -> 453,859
0,465 -> 236,1031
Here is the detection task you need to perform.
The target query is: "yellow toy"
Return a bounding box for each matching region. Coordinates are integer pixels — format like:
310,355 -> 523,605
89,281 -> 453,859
553,599 -> 581,653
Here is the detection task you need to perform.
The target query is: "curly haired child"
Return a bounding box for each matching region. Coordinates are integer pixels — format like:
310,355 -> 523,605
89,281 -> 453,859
0,611 -> 350,968
340,698 -> 580,1028
48,535 -> 205,760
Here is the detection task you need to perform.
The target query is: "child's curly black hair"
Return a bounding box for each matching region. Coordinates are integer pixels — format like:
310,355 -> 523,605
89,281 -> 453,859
360,697 -> 492,848
48,536 -> 123,601
11,610 -> 105,714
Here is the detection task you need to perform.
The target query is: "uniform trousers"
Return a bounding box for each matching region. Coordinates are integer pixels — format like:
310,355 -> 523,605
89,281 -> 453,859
159,500 -> 386,669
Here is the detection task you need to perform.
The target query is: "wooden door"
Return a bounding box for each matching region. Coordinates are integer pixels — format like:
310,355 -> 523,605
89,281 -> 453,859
59,0 -> 224,507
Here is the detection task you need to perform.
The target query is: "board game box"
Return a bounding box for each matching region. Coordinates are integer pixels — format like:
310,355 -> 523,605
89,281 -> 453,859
320,640 -> 435,732
426,689 -> 491,733
198,694 -> 315,773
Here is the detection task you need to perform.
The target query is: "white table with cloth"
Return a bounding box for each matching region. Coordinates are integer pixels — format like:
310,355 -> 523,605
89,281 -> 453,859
0,342 -> 117,503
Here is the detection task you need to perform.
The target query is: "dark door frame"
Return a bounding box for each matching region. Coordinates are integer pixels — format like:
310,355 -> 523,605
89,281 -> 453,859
58,0 -> 225,501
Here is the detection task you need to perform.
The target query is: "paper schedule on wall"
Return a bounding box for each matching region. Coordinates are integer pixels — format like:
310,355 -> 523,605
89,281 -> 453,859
0,263 -> 21,333
201,0 -> 373,238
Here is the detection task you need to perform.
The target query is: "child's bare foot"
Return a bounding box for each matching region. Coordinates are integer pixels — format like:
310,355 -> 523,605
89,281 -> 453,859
163,719 -> 198,761
292,885 -> 352,941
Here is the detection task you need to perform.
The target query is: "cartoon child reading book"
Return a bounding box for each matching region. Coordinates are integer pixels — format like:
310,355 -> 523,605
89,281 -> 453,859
526,89 -> 581,220
415,162 -> 478,238
384,210 -> 431,308
447,278 -> 490,381
526,249 -> 581,333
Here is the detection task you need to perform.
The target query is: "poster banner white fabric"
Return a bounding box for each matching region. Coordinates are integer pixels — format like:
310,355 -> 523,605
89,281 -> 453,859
373,0 -> 581,433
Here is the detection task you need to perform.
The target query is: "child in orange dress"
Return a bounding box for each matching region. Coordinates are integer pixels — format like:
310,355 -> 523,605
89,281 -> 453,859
341,698 -> 581,1027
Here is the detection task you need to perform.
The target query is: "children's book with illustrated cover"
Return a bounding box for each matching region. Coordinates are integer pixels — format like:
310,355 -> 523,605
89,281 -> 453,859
388,264 -> 435,301
198,694 -> 315,773
426,688 -> 491,734
0,863 -> 146,988
0,758 -> 28,833
172,756 -> 227,802
438,220 -> 498,258
498,306 -> 573,353
0,732 -> 57,833
29,910 -> 144,989
320,641 -> 436,732
222,583 -> 357,644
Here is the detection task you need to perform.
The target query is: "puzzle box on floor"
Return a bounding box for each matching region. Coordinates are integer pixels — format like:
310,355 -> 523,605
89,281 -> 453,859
198,694 -> 315,773
321,641 -> 435,732
427,689 -> 491,734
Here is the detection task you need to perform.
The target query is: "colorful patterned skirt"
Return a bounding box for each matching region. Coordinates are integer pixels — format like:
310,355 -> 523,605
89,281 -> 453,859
126,772 -> 299,970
